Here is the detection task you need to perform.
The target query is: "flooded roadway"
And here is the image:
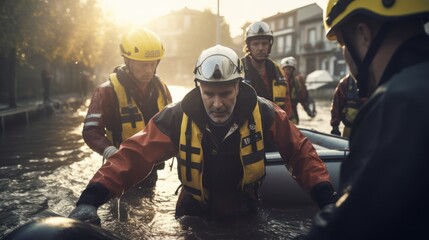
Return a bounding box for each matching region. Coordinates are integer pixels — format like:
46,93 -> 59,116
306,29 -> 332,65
0,85 -> 335,239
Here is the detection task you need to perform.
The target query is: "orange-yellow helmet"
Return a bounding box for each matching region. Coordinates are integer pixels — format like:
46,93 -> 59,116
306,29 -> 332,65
324,0 -> 429,41
120,28 -> 164,61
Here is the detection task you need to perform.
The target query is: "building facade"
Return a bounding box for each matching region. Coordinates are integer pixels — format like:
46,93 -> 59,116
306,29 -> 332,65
262,3 -> 347,81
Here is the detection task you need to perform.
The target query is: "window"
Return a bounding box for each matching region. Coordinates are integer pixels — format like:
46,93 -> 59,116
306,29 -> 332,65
285,34 -> 292,53
278,19 -> 284,29
269,21 -> 275,31
184,16 -> 192,29
277,36 -> 285,54
308,28 -> 316,45
287,16 -> 293,28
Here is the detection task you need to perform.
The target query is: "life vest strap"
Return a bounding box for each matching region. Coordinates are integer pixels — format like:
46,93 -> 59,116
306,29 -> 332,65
183,185 -> 202,197
273,97 -> 285,102
242,150 -> 265,165
185,118 -> 193,181
177,157 -> 202,171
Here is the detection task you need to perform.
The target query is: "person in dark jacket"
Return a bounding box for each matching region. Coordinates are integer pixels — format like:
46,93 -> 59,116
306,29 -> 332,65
241,21 -> 293,120
280,56 -> 316,124
304,1 -> 429,239
41,68 -> 53,103
68,45 -> 336,225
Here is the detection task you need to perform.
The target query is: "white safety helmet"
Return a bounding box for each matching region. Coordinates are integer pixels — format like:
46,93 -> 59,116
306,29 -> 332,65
245,21 -> 273,44
245,21 -> 274,53
280,57 -> 297,69
194,45 -> 243,83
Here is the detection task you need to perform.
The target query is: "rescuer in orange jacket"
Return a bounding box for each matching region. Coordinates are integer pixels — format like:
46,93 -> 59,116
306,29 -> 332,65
280,56 -> 317,124
330,74 -> 365,138
69,45 -> 335,224
82,28 -> 172,188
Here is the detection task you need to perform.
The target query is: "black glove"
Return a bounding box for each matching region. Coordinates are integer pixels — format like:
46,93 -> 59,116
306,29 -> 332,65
331,126 -> 341,136
68,182 -> 110,226
68,204 -> 101,226
310,182 -> 337,209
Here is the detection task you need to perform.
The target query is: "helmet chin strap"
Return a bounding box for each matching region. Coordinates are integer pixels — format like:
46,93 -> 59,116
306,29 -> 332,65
124,58 -> 135,79
342,23 -> 391,98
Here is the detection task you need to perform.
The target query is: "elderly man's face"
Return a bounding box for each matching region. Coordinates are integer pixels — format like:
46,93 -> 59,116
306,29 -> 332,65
199,81 -> 239,125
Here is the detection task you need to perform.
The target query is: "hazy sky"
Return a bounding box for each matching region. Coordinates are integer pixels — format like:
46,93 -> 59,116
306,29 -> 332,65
100,0 -> 327,37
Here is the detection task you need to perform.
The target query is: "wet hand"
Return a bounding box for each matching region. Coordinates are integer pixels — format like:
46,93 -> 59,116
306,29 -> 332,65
68,204 -> 101,226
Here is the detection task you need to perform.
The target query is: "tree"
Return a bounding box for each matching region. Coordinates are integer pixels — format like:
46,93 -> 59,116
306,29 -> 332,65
0,0 -> 115,107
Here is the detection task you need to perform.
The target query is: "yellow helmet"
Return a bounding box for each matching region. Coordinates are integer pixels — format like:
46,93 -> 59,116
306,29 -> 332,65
120,28 -> 164,61
324,0 -> 429,41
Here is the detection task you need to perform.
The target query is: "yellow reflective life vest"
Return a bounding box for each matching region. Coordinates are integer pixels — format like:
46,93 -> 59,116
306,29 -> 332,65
272,78 -> 287,109
242,56 -> 287,109
106,73 -> 170,146
272,64 -> 288,109
177,102 -> 266,203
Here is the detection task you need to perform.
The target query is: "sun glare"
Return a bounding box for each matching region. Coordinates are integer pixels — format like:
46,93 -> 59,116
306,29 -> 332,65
98,0 -> 325,37
99,0 -> 157,26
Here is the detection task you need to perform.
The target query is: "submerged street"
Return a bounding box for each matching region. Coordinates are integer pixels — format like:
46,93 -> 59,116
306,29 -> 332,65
0,86 -> 334,239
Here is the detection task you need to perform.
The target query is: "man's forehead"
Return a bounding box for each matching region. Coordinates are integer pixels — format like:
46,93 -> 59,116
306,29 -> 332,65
249,37 -> 270,43
200,81 -> 237,90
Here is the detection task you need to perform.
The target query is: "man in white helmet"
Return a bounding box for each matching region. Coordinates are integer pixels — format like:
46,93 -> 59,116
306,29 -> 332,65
241,21 -> 294,123
303,0 -> 429,239
280,56 -> 316,124
68,45 -> 336,223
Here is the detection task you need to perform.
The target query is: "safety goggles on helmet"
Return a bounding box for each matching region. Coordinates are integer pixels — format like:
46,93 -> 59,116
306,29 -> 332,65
195,55 -> 240,81
245,21 -> 273,41
194,45 -> 242,82
247,21 -> 272,36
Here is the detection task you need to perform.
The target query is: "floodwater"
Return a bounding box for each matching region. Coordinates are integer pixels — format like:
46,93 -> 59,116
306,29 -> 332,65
0,85 -> 336,239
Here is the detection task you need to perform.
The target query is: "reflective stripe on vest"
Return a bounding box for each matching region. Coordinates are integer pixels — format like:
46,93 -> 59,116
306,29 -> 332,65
106,73 -> 168,146
177,103 -> 266,203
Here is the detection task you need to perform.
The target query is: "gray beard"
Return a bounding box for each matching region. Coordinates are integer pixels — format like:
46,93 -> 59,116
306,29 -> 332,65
208,114 -> 233,127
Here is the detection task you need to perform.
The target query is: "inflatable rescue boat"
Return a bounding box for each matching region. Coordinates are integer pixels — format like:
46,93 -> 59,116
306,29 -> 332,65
260,128 -> 348,207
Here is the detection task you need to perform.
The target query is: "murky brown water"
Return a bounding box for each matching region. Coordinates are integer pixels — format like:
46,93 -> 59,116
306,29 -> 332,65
0,86 -> 335,239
